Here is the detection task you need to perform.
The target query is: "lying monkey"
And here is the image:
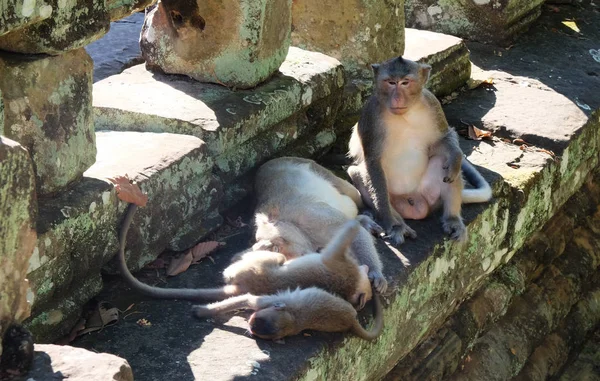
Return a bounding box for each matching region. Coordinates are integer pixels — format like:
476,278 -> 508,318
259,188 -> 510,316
193,286 -> 383,341
252,157 -> 387,293
117,206 -> 372,308
348,56 -> 492,245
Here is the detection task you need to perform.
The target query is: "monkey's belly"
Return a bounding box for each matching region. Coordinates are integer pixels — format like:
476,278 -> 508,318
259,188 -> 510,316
295,166 -> 358,218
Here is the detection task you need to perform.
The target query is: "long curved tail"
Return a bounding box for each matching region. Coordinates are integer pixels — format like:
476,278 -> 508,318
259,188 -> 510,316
461,159 -> 493,204
117,204 -> 237,301
193,294 -> 261,318
351,288 -> 384,341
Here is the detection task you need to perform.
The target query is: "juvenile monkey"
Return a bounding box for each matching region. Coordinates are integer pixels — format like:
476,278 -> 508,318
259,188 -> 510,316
252,157 -> 387,293
117,206 -> 372,309
348,56 -> 492,245
192,286 -> 383,341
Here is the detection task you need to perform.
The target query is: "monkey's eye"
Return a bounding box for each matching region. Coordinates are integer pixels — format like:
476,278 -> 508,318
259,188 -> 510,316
387,80 -> 397,86
401,80 -> 410,86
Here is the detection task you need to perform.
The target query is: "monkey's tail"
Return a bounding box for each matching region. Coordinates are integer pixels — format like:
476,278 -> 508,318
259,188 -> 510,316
117,203 -> 238,301
351,289 -> 384,341
461,159 -> 493,204
192,294 -> 260,318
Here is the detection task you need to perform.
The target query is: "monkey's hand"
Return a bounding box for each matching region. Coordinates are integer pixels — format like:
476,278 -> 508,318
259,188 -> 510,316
443,154 -> 462,183
385,222 -> 417,246
369,270 -> 388,293
356,214 -> 384,236
191,305 -> 212,318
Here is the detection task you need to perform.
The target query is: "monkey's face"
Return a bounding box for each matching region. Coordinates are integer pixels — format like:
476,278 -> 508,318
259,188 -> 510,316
350,265 -> 373,310
248,303 -> 296,340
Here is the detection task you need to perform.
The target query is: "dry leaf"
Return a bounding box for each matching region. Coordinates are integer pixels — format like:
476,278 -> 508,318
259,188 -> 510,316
56,318 -> 87,345
482,77 -> 494,85
146,257 -> 168,269
166,251 -> 193,276
303,333 -> 312,337
468,125 -> 493,140
536,148 -> 556,158
562,20 -> 580,33
189,241 -> 225,263
510,348 -> 517,355
513,138 -> 528,145
507,163 -> 521,169
137,318 -> 152,327
107,175 -> 148,207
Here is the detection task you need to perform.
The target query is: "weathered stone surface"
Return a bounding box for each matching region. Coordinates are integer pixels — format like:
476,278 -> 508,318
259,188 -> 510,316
404,28 -> 471,96
0,49 -> 96,196
26,344 -> 133,381
85,13 -> 146,82
291,0 -> 405,76
0,0 -> 110,54
405,0 -> 545,45
71,5 -> 600,378
108,0 -> 154,22
559,329 -> 600,381
140,0 -> 292,89
25,131 -> 220,342
0,137 -> 36,356
93,47 -> 344,156
0,0 -> 53,37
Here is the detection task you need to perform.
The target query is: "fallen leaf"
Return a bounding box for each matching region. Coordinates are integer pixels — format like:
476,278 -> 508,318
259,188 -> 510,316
189,241 -> 225,263
562,20 -> 581,33
166,251 -> 193,276
510,348 -> 517,355
468,125 -> 493,140
507,163 -> 521,169
107,175 -> 148,207
56,318 -> 87,345
536,148 -> 556,158
137,318 -> 152,327
303,333 -> 312,337
513,138 -> 528,145
482,77 -> 494,85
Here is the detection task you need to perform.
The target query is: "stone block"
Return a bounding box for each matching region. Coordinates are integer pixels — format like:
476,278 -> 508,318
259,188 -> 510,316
0,49 -> 96,196
404,28 -> 471,96
291,0 -> 405,76
0,0 -> 52,37
25,130 -> 219,341
93,47 -> 344,156
0,137 -> 36,356
0,0 -> 110,54
140,0 -> 292,89
27,344 -> 133,381
107,0 -> 155,22
405,0 -> 545,45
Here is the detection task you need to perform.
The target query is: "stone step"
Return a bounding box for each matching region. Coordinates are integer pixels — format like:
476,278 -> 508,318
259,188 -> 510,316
27,344 -> 133,381
26,131 -> 219,342
69,5 -> 600,380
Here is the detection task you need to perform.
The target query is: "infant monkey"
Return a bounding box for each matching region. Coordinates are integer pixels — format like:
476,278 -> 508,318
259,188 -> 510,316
253,157 -> 387,293
193,287 -> 383,341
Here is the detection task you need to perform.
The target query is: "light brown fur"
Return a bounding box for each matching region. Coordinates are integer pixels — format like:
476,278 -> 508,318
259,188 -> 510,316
192,286 -> 383,341
253,157 -> 387,293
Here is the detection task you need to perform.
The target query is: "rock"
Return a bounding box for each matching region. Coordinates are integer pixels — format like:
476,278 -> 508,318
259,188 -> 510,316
0,0 -> 53,37
291,0 -> 404,76
0,49 -> 96,196
25,130 -> 220,342
26,344 -> 133,381
140,0 -> 292,89
403,28 -> 471,97
405,0 -> 545,46
0,325 -> 34,377
107,0 -> 155,22
0,0 -> 110,54
0,137 -> 36,355
85,13 -> 146,82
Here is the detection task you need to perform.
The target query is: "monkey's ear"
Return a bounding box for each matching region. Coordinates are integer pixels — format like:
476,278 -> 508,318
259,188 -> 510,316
273,302 -> 286,310
419,64 -> 432,84
371,63 -> 380,75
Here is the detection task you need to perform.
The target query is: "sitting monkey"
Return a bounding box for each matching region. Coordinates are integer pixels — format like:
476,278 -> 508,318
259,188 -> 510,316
348,56 -> 492,245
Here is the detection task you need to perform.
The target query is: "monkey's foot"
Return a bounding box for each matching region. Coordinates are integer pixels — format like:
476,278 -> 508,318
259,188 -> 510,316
369,271 -> 388,294
385,222 -> 417,246
442,216 -> 467,241
191,305 -> 210,318
356,214 -> 384,236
